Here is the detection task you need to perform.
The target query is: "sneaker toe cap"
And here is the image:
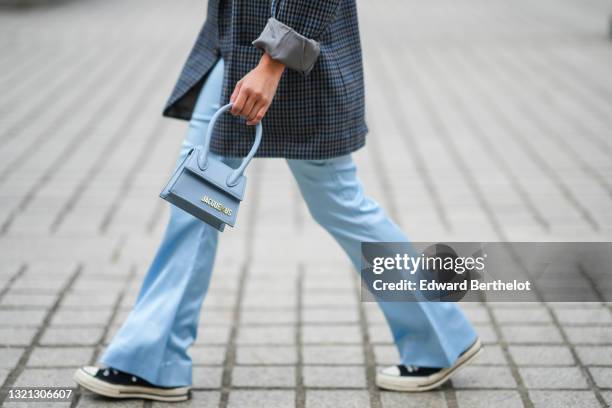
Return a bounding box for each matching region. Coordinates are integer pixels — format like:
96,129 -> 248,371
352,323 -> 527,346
380,365 -> 401,377
81,366 -> 100,376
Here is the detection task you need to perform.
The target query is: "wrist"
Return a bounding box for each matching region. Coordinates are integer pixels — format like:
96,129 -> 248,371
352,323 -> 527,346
259,53 -> 285,76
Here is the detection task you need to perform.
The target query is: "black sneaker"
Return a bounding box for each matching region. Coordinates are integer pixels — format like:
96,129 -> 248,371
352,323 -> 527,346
73,366 -> 190,402
376,338 -> 482,392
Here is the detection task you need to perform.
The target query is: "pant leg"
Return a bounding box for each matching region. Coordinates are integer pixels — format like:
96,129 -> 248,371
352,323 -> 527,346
100,59 -> 239,387
286,155 -> 477,368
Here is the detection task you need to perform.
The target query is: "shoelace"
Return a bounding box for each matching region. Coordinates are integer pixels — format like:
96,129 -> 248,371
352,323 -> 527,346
405,365 -> 418,373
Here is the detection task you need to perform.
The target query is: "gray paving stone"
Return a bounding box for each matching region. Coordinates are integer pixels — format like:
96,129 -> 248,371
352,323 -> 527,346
363,304 -> 387,325
452,366 -> 517,389
103,325 -> 121,345
193,325 -> 231,345
302,291 -> 358,308
380,390 -> 446,408
0,368 -> 9,385
11,276 -> 69,293
473,344 -> 507,365
303,366 -> 366,388
302,271 -> 352,291
14,368 -> 75,387
0,309 -> 47,326
26,263 -> 77,277
373,345 -> 400,366
508,345 -> 575,366
4,402 -> 71,408
242,293 -> 294,308
0,293 -> 57,307
303,345 -> 364,365
588,367 -> 612,388
0,347 -> 25,368
563,326 -> 612,344
27,346 -> 95,367
241,308 -> 295,324
519,367 -> 588,389
203,290 -> 238,307
461,306 -> 490,324
367,325 -> 394,344
236,345 -> 296,365
553,308 -> 612,325
192,306 -> 234,325
40,327 -> 104,346
529,390 -> 601,408
236,326 -> 294,345
0,328 -> 37,346
152,391 -> 220,407
493,307 -> 552,324
190,345 -> 226,365
77,393 -> 144,407
302,325 -> 361,345
79,264 -> 132,278
575,346 -> 612,366
547,303 -> 603,310
500,325 -> 564,344
61,293 -> 119,308
602,391 -> 612,407
227,390 -> 294,408
455,390 -> 524,408
306,390 -> 370,408
71,279 -> 125,293
232,366 -> 295,387
50,308 -> 113,326
191,366 -> 223,389
243,277 -> 294,294
0,262 -> 21,277
474,324 -> 499,344
302,307 -> 360,324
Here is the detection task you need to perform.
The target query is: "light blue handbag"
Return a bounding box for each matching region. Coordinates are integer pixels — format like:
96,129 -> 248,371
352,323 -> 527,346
160,103 -> 262,231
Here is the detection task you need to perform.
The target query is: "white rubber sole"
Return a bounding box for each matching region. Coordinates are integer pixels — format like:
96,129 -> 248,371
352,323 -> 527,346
376,338 -> 483,392
73,368 -> 190,402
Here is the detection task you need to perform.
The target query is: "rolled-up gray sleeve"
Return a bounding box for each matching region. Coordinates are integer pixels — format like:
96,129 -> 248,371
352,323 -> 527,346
252,17 -> 321,75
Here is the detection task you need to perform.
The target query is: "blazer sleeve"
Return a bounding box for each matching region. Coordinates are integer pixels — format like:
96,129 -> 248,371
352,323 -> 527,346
252,0 -> 341,75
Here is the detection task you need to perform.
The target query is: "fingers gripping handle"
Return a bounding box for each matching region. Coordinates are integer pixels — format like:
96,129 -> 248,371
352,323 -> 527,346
198,103 -> 263,186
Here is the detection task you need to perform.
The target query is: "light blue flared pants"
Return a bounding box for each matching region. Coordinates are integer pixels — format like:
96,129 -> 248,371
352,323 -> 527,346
100,59 -> 477,387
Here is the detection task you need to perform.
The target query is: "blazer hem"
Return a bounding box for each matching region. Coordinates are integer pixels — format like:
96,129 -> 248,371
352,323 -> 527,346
209,124 -> 368,160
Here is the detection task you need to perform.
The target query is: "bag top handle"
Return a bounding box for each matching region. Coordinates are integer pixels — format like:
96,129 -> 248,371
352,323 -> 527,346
198,103 -> 263,187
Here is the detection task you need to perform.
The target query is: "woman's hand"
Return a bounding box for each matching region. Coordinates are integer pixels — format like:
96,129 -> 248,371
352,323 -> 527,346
230,53 -> 285,125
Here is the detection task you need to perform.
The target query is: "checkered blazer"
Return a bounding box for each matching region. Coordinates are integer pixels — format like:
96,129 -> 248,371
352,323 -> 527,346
163,0 -> 367,160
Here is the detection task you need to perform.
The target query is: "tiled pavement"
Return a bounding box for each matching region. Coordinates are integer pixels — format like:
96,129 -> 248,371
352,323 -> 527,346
1,0 -> 612,407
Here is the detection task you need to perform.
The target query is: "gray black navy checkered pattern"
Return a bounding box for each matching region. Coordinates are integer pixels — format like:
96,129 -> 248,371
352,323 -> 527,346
163,0 -> 367,160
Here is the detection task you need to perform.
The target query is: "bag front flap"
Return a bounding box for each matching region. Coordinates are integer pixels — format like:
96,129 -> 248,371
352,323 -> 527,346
184,147 -> 246,201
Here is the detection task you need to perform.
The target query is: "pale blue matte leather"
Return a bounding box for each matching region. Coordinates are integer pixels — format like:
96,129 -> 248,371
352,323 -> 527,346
160,103 -> 262,231
197,103 -> 263,186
